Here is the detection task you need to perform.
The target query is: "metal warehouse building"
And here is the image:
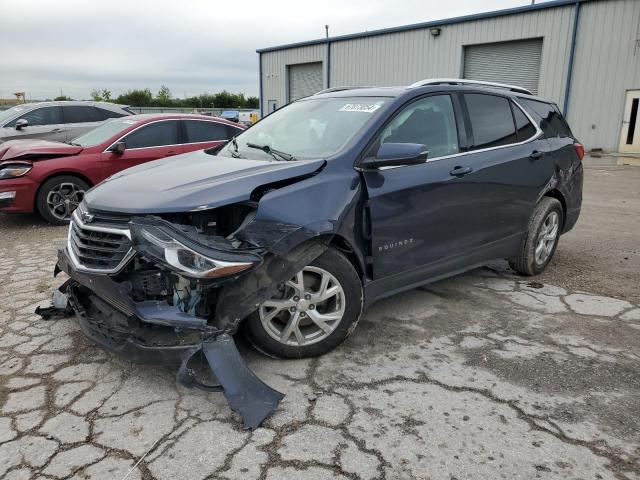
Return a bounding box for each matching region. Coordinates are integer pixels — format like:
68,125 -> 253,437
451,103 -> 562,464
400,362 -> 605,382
257,0 -> 640,154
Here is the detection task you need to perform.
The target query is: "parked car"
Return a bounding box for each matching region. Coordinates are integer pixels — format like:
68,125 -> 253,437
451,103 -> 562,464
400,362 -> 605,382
49,79 -> 583,427
0,114 -> 244,224
219,110 -> 239,123
0,101 -> 134,143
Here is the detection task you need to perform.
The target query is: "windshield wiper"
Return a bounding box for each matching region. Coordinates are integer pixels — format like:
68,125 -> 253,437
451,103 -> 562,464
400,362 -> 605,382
246,142 -> 296,162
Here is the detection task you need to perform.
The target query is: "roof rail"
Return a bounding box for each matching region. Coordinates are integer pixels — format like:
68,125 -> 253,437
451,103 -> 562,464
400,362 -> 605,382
314,86 -> 373,95
408,78 -> 532,95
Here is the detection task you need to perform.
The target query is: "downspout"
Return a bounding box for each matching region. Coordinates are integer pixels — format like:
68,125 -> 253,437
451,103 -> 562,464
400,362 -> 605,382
258,53 -> 264,117
326,39 -> 332,88
562,0 -> 581,115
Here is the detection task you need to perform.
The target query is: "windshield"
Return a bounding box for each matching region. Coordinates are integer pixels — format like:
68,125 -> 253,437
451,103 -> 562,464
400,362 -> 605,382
70,118 -> 139,146
219,96 -> 388,160
0,106 -> 29,125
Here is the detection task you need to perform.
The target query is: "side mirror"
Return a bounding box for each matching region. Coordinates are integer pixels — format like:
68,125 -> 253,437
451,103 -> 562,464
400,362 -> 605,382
15,119 -> 28,130
111,142 -> 126,154
359,143 -> 428,170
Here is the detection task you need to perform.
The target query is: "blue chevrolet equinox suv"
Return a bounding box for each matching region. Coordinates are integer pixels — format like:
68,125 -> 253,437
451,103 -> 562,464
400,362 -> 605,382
50,79 -> 583,427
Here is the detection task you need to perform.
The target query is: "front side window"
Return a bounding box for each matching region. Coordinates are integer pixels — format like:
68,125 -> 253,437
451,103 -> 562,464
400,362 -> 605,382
219,96 -> 389,160
121,121 -> 179,149
5,107 -> 62,127
63,106 -> 104,124
184,120 -> 229,143
464,94 -> 517,150
378,95 -> 459,159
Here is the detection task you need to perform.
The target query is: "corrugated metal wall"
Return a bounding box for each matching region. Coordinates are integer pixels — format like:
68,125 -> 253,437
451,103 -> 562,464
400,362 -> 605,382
328,5 -> 573,105
567,0 -> 640,151
260,44 -> 324,116
260,0 -> 640,151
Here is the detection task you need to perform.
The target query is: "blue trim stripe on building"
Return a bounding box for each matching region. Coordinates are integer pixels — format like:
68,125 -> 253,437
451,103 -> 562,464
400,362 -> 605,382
256,0 -> 585,53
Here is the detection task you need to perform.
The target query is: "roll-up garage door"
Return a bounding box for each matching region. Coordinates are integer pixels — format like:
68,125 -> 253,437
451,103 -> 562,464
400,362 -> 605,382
288,62 -> 323,102
463,38 -> 543,94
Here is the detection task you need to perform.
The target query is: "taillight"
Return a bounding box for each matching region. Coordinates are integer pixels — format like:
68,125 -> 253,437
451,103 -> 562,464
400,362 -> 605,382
574,143 -> 584,161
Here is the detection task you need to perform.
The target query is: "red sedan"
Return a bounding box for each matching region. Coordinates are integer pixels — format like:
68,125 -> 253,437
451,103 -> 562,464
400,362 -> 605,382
0,114 -> 244,224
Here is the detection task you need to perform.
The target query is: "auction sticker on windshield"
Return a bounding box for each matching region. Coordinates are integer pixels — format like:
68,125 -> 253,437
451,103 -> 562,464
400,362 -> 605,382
339,103 -> 382,113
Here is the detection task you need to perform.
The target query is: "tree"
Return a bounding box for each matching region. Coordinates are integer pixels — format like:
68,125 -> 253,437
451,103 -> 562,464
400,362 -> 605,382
91,89 -> 113,102
90,89 -> 102,101
101,89 -> 112,101
156,85 -> 172,106
54,95 -> 73,101
246,96 -> 259,109
115,88 -> 154,107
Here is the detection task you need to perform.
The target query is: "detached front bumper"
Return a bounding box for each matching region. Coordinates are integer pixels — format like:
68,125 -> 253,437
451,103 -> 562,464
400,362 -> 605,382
57,248 -> 205,365
55,247 -> 286,428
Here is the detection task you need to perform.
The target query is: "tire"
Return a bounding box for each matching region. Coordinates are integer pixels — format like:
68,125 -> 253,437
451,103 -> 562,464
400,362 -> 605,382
37,175 -> 89,225
243,248 -> 363,359
509,197 -> 563,276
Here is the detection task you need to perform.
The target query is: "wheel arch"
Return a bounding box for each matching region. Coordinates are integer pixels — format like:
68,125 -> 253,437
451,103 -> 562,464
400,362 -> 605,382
542,188 -> 567,228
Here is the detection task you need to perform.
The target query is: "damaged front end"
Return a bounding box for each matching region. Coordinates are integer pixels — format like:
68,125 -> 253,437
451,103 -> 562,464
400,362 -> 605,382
45,201 -> 331,429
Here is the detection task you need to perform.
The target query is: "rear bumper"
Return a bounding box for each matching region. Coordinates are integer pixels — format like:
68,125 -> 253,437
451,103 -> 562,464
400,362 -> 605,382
0,177 -> 37,213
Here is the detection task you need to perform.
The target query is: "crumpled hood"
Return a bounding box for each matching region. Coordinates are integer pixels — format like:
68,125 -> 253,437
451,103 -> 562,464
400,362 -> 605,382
0,139 -> 83,161
84,149 -> 326,213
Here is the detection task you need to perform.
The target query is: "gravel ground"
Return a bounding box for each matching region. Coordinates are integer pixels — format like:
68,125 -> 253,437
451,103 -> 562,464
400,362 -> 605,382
0,163 -> 638,479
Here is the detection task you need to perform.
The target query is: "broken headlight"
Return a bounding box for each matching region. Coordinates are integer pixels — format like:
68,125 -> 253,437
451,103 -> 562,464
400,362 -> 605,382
130,220 -> 259,279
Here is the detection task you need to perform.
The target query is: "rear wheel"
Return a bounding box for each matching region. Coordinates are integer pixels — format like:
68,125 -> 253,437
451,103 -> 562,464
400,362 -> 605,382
243,248 -> 363,358
509,197 -> 563,275
37,175 -> 89,225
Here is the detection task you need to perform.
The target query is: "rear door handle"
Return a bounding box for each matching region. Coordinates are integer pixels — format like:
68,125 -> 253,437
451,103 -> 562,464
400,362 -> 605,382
51,128 -> 64,133
165,151 -> 178,156
530,150 -> 544,160
449,165 -> 473,177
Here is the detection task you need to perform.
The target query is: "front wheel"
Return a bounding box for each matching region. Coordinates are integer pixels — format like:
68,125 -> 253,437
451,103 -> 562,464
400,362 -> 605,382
37,175 -> 89,225
509,197 -> 563,276
243,248 -> 363,358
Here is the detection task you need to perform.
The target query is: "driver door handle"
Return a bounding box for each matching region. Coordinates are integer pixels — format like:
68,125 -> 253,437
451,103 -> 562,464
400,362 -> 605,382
449,165 -> 473,177
530,150 -> 544,160
51,128 -> 64,133
165,151 -> 178,157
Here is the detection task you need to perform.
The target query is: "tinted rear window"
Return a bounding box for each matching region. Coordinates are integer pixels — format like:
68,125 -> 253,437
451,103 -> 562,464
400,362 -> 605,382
97,108 -> 126,119
464,94 -> 517,150
519,98 -> 573,138
63,106 -> 104,124
511,103 -> 537,141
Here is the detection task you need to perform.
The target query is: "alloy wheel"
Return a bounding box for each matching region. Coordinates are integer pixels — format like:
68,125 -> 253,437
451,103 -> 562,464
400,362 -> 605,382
259,266 -> 346,346
46,182 -> 85,222
534,211 -> 559,265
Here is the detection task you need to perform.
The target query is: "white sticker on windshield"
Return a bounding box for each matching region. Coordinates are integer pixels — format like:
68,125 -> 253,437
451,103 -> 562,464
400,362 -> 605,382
339,103 -> 382,113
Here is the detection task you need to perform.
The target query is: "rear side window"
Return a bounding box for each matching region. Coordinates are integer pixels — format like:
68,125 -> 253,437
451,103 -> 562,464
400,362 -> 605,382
184,120 -> 229,142
97,108 -> 126,119
379,94 -> 459,159
519,98 -> 573,138
511,103 -> 537,141
62,106 -> 104,124
122,121 -> 179,148
5,106 -> 62,127
464,94 -> 517,149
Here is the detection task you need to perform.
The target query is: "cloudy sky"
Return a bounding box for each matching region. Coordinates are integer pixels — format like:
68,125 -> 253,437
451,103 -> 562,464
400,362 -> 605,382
1,0 -> 552,101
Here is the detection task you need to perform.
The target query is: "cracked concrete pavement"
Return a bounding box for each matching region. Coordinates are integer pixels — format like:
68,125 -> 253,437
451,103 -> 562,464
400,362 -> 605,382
1,164 -> 639,479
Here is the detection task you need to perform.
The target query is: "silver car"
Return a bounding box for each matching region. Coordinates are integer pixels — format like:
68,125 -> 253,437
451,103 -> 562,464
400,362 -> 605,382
0,101 -> 134,143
